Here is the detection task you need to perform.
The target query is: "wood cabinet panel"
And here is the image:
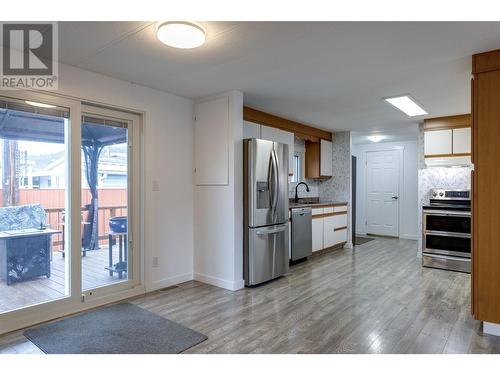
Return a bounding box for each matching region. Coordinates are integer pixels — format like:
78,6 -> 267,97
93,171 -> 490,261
473,67 -> 500,323
305,140 -> 333,179
243,106 -> 332,141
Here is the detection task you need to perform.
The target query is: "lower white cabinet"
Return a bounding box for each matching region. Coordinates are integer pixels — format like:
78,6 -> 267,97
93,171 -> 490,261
311,205 -> 348,252
323,215 -> 336,248
333,228 -> 348,245
312,217 -> 324,252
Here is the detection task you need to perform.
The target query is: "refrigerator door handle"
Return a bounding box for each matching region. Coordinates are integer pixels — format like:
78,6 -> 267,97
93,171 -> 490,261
267,153 -> 274,210
271,148 -> 279,220
255,225 -> 287,236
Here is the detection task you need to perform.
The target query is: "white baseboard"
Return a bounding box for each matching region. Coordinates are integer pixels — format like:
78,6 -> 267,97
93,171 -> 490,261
400,234 -> 419,241
484,321 -> 500,337
148,272 -> 193,292
344,242 -> 353,249
194,272 -> 244,291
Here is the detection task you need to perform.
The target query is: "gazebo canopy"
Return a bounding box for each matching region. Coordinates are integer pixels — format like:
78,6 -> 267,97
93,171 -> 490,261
0,108 -> 127,146
0,106 -> 127,250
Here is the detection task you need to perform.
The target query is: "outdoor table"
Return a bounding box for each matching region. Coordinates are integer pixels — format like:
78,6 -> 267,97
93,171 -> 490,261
106,231 -> 127,279
0,228 -> 61,285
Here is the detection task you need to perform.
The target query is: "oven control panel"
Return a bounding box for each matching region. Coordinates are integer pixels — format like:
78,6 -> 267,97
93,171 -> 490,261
430,189 -> 470,200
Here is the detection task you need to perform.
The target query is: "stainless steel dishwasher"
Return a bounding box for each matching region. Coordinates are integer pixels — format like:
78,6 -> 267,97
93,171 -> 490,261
291,207 -> 312,261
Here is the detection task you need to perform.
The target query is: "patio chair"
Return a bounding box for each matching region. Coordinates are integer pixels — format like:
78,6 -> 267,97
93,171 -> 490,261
60,204 -> 96,257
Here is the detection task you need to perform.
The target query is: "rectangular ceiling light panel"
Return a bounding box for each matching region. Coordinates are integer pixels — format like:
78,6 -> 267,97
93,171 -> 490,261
385,95 -> 427,117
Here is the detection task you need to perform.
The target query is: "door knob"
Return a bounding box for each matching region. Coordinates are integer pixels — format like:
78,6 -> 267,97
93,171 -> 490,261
392,196 -> 399,200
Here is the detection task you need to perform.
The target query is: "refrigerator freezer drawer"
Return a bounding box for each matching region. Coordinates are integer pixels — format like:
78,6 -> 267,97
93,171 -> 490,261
245,224 -> 289,286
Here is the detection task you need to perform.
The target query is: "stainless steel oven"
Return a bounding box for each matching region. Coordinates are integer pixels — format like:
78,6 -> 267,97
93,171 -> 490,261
422,189 -> 471,273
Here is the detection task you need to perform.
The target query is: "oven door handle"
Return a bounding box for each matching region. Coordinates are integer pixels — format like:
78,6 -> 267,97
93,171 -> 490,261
424,253 -> 471,262
423,211 -> 471,217
424,230 -> 471,238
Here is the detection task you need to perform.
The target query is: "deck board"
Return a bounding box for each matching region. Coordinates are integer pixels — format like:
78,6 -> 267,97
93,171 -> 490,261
0,246 -> 127,313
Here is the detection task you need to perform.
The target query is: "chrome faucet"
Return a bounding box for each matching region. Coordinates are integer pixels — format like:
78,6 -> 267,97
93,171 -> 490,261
294,182 -> 310,203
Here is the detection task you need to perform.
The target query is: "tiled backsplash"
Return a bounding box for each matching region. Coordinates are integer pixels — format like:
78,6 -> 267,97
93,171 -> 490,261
287,131 -> 353,245
288,180 -> 320,199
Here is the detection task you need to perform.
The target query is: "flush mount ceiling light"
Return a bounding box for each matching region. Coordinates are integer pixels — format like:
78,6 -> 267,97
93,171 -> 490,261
368,135 -> 384,143
25,100 -> 56,108
157,21 -> 206,49
384,95 -> 428,117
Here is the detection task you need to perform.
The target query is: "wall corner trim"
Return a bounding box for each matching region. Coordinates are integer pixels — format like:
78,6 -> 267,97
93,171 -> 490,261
194,272 -> 244,291
148,272 -> 194,292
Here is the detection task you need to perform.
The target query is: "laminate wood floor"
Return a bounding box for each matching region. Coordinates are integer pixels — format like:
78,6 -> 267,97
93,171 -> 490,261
2,237 -> 500,354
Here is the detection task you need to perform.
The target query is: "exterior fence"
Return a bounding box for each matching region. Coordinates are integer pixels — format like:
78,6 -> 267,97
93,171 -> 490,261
0,188 -> 127,251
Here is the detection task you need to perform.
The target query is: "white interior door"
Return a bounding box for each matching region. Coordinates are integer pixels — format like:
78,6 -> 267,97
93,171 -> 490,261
365,150 -> 400,237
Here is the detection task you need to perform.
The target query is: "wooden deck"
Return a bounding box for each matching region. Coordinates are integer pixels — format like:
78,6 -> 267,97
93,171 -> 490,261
0,246 -> 127,313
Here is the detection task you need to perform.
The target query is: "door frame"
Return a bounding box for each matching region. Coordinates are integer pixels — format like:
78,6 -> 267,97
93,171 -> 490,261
363,147 -> 403,237
0,90 -> 145,335
79,104 -> 142,300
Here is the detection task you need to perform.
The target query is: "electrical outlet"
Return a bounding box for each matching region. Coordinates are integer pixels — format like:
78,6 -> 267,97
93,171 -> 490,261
153,257 -> 159,268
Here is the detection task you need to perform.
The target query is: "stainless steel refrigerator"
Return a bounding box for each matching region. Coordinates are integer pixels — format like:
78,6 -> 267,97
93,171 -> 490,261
243,139 -> 289,286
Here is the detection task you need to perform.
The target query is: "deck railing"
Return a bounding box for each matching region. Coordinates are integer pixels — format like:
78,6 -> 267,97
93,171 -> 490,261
45,205 -> 127,251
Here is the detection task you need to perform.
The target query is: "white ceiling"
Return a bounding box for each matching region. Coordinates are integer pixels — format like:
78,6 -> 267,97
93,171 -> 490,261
58,22 -> 500,133
351,126 -> 419,145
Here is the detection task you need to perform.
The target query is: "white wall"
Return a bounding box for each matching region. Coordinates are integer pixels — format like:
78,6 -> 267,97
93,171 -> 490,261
353,140 -> 418,240
193,91 -> 244,291
57,63 -> 194,291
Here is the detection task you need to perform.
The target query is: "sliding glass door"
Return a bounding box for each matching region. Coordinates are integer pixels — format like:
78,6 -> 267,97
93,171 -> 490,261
0,92 -> 142,334
0,95 -> 73,314
80,105 -> 140,295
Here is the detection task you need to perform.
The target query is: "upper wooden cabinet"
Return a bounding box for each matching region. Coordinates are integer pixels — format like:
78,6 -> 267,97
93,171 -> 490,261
471,49 -> 500,325
423,114 -> 471,158
305,139 -> 333,179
